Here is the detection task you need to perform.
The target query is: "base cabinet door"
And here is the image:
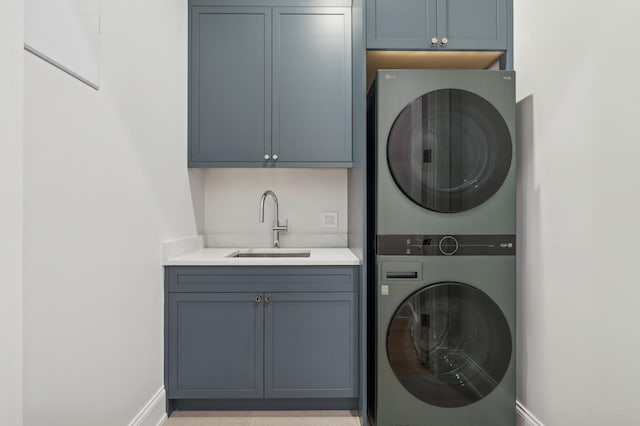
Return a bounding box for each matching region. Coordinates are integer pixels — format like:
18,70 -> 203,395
168,293 -> 264,399
264,292 -> 358,398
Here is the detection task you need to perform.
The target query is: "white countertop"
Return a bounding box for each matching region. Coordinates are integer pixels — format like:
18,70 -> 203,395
163,248 -> 361,266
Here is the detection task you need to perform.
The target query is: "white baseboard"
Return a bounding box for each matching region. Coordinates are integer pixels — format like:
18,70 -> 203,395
129,387 -> 167,426
132,385 -> 535,426
516,400 -> 544,426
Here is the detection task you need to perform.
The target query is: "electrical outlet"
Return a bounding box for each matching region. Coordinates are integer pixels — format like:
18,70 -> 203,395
321,212 -> 338,229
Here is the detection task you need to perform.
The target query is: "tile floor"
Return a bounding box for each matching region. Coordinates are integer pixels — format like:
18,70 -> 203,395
163,410 -> 361,426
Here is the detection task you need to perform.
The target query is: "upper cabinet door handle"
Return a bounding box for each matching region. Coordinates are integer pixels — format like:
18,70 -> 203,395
264,154 -> 270,161
430,37 -> 439,47
272,154 -> 279,161
440,37 -> 448,47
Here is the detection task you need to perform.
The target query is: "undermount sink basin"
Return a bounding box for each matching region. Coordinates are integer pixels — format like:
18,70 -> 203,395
227,249 -> 311,258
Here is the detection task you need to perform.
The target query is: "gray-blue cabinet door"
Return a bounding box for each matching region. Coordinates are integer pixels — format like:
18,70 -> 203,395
264,292 -> 358,398
189,7 -> 271,166
366,0 -> 437,49
437,0 -> 507,50
272,8 -> 352,164
168,293 -> 264,399
367,0 -> 508,51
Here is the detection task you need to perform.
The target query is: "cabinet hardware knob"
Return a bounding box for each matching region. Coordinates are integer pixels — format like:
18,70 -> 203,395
430,37 -> 439,47
256,295 -> 263,303
265,294 -> 272,303
440,37 -> 448,47
264,154 -> 270,160
272,154 -> 279,161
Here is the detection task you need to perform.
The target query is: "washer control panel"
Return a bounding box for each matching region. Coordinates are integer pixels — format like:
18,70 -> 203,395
377,234 -> 516,256
438,236 -> 459,255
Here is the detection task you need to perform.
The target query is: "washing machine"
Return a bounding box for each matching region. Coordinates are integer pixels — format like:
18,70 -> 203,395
366,69 -> 516,425
373,254 -> 515,426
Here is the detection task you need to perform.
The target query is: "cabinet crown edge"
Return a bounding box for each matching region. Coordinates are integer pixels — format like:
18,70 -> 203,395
190,0 -> 352,7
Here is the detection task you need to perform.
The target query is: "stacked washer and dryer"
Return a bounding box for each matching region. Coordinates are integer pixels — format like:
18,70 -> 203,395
367,70 -> 516,426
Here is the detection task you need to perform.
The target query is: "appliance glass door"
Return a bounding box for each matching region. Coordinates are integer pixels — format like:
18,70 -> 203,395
386,282 -> 512,407
387,89 -> 512,213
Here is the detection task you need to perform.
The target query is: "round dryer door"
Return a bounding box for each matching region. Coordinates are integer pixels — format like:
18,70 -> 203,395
387,282 -> 512,407
387,89 -> 512,213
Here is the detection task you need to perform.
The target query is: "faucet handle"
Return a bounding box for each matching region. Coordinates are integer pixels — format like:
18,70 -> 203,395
273,219 -> 288,232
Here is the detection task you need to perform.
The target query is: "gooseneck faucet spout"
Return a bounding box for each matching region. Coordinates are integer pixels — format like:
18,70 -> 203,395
259,190 -> 278,224
259,190 -> 288,248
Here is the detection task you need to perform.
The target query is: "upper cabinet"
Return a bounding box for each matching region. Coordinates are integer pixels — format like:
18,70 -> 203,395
367,0 -> 509,51
189,4 -> 352,168
190,7 -> 271,166
273,8 -> 352,165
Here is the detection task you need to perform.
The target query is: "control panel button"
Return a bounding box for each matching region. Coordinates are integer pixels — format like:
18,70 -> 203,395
438,236 -> 459,256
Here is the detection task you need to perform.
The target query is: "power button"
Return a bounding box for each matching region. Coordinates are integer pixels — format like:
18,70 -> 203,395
438,236 -> 459,256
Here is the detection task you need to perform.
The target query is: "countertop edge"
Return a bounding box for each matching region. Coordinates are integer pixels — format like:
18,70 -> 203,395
163,248 -> 362,266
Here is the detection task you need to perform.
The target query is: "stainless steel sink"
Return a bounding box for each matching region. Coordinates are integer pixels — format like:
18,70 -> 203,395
227,249 -> 311,258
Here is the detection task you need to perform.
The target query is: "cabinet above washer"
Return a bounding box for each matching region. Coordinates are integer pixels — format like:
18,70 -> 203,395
367,0 -> 511,54
189,1 -> 352,168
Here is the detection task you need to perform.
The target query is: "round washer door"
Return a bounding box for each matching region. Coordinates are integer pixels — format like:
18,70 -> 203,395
387,282 -> 512,407
387,89 -> 512,213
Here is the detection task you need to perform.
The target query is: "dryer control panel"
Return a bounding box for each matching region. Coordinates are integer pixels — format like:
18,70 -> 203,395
377,234 -> 516,256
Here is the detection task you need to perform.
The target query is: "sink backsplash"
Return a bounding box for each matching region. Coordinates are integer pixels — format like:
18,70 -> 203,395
205,233 -> 347,248
203,168 -> 348,248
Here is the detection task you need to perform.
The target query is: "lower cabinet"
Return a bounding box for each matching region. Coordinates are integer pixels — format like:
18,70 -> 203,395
168,293 -> 264,399
165,266 -> 359,409
265,292 -> 357,398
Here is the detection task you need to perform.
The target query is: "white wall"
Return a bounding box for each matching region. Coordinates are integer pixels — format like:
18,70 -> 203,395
515,1 -> 640,425
0,0 -> 24,425
22,0 -> 198,424
204,169 -> 348,247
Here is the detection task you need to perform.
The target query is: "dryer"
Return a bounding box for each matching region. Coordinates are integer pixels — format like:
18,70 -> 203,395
371,69 -> 516,235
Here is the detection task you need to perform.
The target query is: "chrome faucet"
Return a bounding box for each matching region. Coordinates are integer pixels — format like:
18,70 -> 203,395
259,190 -> 288,248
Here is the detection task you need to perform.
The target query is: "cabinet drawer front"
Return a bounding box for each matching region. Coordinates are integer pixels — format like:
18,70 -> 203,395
167,293 -> 264,399
167,266 -> 359,293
